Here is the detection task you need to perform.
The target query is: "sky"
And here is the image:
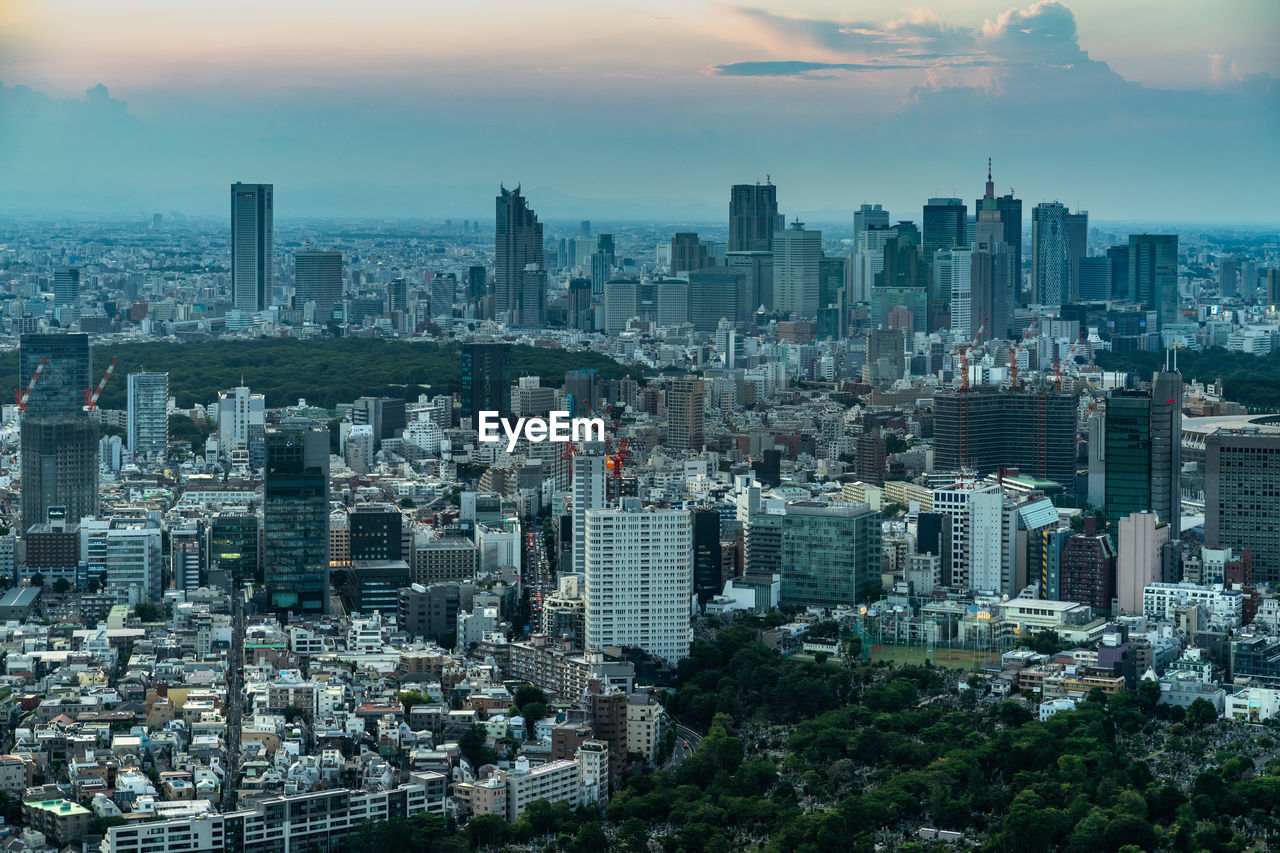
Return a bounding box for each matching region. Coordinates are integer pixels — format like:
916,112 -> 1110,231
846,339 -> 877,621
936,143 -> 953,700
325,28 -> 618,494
0,0 -> 1277,223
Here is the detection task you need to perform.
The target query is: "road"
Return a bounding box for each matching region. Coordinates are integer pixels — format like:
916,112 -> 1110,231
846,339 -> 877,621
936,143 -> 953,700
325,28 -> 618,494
525,525 -> 553,633
664,722 -> 703,770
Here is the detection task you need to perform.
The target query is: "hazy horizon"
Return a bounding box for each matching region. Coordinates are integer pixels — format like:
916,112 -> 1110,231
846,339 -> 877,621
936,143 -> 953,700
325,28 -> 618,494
1,0 -> 1277,223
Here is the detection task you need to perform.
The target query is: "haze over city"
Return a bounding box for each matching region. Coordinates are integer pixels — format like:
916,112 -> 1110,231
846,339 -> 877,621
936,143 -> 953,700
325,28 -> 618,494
1,0 -> 1277,221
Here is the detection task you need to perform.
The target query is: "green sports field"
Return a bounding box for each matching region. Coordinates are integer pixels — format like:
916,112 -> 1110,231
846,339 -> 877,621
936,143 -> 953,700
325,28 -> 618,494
869,644 -> 1003,670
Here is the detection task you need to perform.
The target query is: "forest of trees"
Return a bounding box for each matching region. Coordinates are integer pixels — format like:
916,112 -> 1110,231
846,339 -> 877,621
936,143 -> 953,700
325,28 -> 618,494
0,338 -> 636,412
1095,346 -> 1280,412
342,619 -> 1280,852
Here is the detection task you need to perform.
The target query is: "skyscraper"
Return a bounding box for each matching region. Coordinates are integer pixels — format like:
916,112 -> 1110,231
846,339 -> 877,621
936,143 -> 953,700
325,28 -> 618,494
1104,370 -> 1181,536
670,233 -> 709,274
1128,234 -> 1179,329
853,203 -> 889,235
1206,428 -> 1280,584
126,372 -> 169,460
495,185 -> 546,327
692,508 -> 723,604
461,342 -> 512,422
1031,202 -> 1081,306
19,332 -> 98,530
467,265 -> 488,303
667,377 -> 705,452
571,455 -> 607,575
687,268 -> 743,332
295,249 -> 343,323
584,503 -> 692,663
568,277 -> 593,331
729,182 -> 781,252
772,222 -> 821,317
231,182 -> 273,312
923,197 -> 967,311
975,162 -> 1023,306
53,267 -> 80,308
263,423 -> 331,614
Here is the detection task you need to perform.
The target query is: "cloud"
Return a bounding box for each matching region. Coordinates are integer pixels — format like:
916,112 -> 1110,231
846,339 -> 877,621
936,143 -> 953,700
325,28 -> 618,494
712,60 -> 915,78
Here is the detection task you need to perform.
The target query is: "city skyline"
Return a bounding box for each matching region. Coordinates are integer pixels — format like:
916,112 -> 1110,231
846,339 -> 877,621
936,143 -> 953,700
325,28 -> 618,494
0,0 -> 1276,221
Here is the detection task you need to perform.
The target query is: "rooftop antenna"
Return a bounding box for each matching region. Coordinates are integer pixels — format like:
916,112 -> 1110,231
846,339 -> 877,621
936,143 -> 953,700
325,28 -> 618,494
985,158 -> 994,200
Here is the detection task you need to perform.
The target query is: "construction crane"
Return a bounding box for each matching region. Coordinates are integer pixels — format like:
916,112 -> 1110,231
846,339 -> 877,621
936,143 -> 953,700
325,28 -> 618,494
957,318 -> 988,392
608,437 -> 630,481
83,356 -> 119,412
14,357 -> 51,413
1008,315 -> 1040,391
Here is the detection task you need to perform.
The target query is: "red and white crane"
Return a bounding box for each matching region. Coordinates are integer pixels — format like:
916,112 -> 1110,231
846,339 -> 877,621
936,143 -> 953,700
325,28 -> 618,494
83,356 -> 119,412
958,317 -> 988,392
14,357 -> 51,413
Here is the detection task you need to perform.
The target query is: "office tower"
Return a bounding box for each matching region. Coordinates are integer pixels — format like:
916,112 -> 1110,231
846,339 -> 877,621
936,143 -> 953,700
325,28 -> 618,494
352,396 -> 405,450
1104,370 -> 1181,536
819,255 -> 846,312
1087,411 -> 1106,506
295,249 -> 342,323
1116,512 -> 1167,613
1128,235 -> 1178,329
1218,255 -> 1239,297
725,251 -> 773,315
53,267 -> 80,307
587,252 -> 610,297
772,222 -> 821,317
667,377 -> 705,452
567,278 -> 593,331
495,185 -> 546,327
1031,202 -> 1069,306
467,265 -> 488,303
973,207 -> 1015,339
1078,257 -> 1112,301
670,233 -> 709,274
947,248 -> 977,340
584,503 -> 692,662
853,225 -> 896,305
349,504 -> 404,561
1206,428 -> 1280,584
571,455 -> 607,575
386,276 -> 408,316
603,279 -> 637,334
923,197 -> 967,289
210,511 -> 260,583
931,478 -> 999,590
692,509 -> 723,605
81,517 -> 164,606
461,342 -> 512,422
778,502 -> 882,607
263,423 -> 331,614
1059,532 -> 1116,612
866,327 -> 905,382
564,369 -> 602,415
1268,269 -> 1280,304
580,220 -> 591,237
656,280 -> 689,327
855,428 -> 887,485
1065,209 -> 1088,302
975,162 -> 1023,304
687,268 -> 743,332
126,372 -> 168,460
1107,245 -> 1131,300
933,387 -> 1078,493
216,383 -> 265,466
19,332 -> 98,530
230,182 -> 273,312
853,203 -> 889,234
596,233 -> 615,266
729,182 -> 781,252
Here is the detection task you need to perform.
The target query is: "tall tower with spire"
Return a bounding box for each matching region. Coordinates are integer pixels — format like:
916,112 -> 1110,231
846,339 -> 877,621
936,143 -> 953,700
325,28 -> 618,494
975,159 -> 1023,308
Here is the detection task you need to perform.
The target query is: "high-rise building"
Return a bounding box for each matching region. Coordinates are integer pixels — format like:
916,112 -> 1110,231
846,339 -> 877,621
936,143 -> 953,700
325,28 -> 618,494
724,251 -> 773,316
461,342 -> 512,422
231,182 -> 273,312
975,162 -> 1023,305
729,182 -> 781,252
772,222 -> 821,317
568,278 -> 593,331
571,455 -> 608,575
216,384 -> 265,467
604,279 -> 637,334
667,377 -> 705,452
1059,532 -> 1116,612
933,387 -> 1078,494
855,428 -> 887,486
1031,203 -> 1086,306
1107,245 -> 1131,300
1104,370 -> 1181,536
263,423 -> 331,614
1078,257 -> 1112,301
53,267 -> 80,308
687,268 -> 743,332
495,185 -> 546,327
210,511 -> 260,583
295,249 -> 342,323
852,225 -> 897,304
670,233 -> 709,274
1206,428 -> 1280,584
126,372 -> 169,460
853,203 -> 889,234
778,502 -> 882,607
19,332 -> 98,530
349,504 -> 404,561
1128,234 -> 1178,329
584,503 -> 692,663
1116,512 -> 1168,613
923,197 -> 967,305
81,517 -> 164,606
467,265 -> 488,303
692,508 -> 723,604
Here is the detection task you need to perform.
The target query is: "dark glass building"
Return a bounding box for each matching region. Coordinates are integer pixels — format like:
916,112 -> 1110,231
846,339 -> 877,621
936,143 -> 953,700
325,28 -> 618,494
495,185 -> 546,327
263,423 -> 330,614
210,511 -> 261,583
1105,371 -> 1181,535
461,342 -> 512,421
1206,429 -> 1280,584
692,509 -> 723,605
729,182 -> 781,252
294,249 -> 342,323
349,504 -> 404,561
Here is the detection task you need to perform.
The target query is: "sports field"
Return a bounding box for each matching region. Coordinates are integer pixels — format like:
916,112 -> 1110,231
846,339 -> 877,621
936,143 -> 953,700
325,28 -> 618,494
869,644 -> 1003,670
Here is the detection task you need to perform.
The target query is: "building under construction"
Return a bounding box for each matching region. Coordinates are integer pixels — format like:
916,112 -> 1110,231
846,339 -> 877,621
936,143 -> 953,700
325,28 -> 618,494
934,386 -> 1079,495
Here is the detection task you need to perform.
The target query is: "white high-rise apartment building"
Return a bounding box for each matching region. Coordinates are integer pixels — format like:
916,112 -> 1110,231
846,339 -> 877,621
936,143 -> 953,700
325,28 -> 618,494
772,222 -> 821,316
584,503 -> 692,663
949,248 -> 974,341
217,384 -> 265,466
572,455 -> 608,574
231,182 -> 273,312
126,372 -> 169,460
